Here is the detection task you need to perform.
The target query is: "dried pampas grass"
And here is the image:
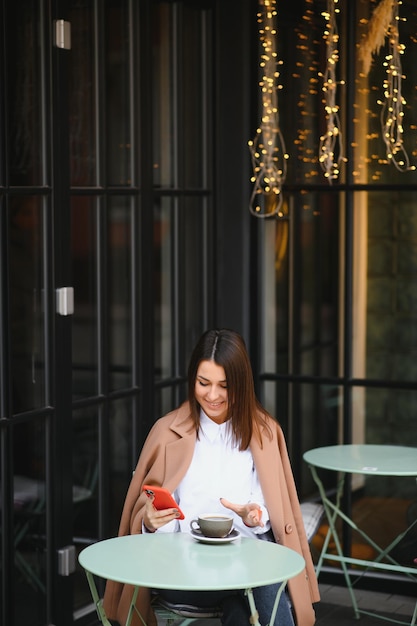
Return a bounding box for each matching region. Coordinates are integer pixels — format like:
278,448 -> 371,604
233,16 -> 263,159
358,0 -> 396,75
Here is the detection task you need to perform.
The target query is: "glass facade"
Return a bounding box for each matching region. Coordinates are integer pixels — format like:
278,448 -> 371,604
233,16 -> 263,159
1,1 -> 417,625
256,0 -> 417,582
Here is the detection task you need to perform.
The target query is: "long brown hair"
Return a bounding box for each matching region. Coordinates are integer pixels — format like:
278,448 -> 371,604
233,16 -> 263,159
187,329 -> 273,449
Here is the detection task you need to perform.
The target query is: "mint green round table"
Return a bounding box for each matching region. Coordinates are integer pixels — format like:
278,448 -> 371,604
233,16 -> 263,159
304,444 -> 417,476
304,444 -> 417,626
79,532 -> 305,626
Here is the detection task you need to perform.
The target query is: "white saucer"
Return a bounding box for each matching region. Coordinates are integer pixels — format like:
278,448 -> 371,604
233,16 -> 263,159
190,528 -> 241,544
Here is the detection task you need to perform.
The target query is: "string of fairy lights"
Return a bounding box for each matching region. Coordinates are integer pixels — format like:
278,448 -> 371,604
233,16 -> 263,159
377,0 -> 415,171
318,0 -> 346,182
248,0 -> 288,218
248,0 -> 416,216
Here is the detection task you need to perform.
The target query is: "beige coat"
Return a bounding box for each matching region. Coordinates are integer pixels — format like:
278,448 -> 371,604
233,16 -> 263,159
103,403 -> 320,626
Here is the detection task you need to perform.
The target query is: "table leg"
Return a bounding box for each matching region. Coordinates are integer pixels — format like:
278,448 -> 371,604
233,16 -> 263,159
308,465 -> 417,626
84,571 -> 149,626
84,571 -> 114,626
245,581 -> 286,626
309,466 -> 360,618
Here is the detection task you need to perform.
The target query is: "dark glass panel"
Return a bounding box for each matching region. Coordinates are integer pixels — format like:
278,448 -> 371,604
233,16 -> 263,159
154,386 -> 179,422
364,193 -> 417,383
182,196 -> 207,347
260,193 -> 340,378
8,2 -> 43,186
9,196 -> 45,413
152,2 -> 175,187
71,196 -> 98,399
108,397 -> 135,534
154,196 -> 174,382
180,5 -> 208,187
261,381 -> 342,498
108,197 -> 132,391
12,418 -> 47,625
105,1 -> 132,186
69,1 -> 97,186
154,195 -> 207,384
72,406 -> 98,611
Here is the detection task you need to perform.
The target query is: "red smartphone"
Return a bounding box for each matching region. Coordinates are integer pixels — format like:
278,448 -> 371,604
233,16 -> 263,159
142,485 -> 185,520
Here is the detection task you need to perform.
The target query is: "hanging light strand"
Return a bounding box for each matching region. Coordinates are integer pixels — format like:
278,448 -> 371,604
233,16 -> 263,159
248,0 -> 288,218
377,0 -> 415,171
318,0 -> 346,183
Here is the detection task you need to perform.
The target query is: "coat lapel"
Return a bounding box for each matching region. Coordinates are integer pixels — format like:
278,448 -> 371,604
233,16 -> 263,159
163,404 -> 196,492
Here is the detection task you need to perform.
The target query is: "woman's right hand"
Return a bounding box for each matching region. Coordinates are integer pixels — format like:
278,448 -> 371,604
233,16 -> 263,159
142,493 -> 182,532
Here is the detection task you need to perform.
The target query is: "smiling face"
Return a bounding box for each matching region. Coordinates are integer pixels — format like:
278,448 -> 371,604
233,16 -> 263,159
194,359 -> 229,424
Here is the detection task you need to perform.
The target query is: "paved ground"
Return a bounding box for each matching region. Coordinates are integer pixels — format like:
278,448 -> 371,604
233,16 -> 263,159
155,584 -> 417,625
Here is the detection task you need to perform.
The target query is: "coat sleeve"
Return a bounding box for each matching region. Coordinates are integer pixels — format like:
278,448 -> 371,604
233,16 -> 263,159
253,418 -> 320,625
102,419 -> 169,625
102,405 -> 194,625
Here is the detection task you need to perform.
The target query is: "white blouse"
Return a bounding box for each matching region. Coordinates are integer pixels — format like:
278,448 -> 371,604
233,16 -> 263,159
158,410 -> 271,537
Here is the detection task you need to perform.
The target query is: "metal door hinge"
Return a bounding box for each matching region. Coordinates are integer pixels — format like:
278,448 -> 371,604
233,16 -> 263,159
54,20 -> 71,50
57,545 -> 76,576
56,287 -> 74,316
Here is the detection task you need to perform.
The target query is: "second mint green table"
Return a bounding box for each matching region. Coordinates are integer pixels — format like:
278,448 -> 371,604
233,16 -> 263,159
304,444 -> 417,626
79,532 -> 305,625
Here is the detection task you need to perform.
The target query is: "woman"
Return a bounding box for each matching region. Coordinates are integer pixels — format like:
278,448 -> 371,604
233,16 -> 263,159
103,329 -> 320,625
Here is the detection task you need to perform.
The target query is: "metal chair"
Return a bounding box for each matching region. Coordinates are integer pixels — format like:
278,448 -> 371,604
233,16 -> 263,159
152,595 -> 222,624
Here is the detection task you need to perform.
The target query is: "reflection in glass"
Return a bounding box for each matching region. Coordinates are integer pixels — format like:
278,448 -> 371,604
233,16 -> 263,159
109,398 -> 135,533
260,194 -> 340,380
154,386 -> 186,425
9,196 -> 45,413
72,407 -> 98,611
152,3 -> 209,188
69,1 -> 96,186
362,193 -> 417,384
71,196 -> 98,399
154,197 -> 173,382
180,6 -> 207,188
12,419 -> 47,625
364,388 -> 417,474
105,1 -> 131,186
182,197 -> 207,353
8,2 -> 43,186
152,2 -> 174,187
154,196 -> 208,384
262,380 -> 341,492
108,197 -> 132,391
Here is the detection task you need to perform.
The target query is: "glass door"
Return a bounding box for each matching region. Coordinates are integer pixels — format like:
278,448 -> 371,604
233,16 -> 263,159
1,1 -> 216,624
1,1 -> 75,625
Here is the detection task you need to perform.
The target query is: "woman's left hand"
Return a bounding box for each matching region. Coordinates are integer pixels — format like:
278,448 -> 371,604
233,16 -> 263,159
220,497 -> 264,528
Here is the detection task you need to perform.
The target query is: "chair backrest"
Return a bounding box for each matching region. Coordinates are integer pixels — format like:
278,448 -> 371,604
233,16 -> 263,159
300,502 -> 324,543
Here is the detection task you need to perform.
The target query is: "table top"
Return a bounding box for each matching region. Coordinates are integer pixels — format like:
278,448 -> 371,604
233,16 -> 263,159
78,532 -> 305,591
303,444 -> 417,476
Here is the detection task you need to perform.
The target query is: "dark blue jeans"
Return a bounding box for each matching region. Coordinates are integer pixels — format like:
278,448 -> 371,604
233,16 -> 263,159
155,584 -> 295,626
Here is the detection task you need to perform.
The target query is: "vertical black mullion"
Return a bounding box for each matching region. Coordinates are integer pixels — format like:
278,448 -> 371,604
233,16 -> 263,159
43,192 -> 55,619
288,202 -> 302,467
94,2 -> 106,399
0,199 -> 13,626
201,9 -> 214,335
172,3 -> 181,395
2,4 -> 17,623
40,5 -> 56,613
93,1 -> 108,542
341,0 -> 357,557
50,0 -> 73,622
137,0 -> 155,453
129,0 -> 142,477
